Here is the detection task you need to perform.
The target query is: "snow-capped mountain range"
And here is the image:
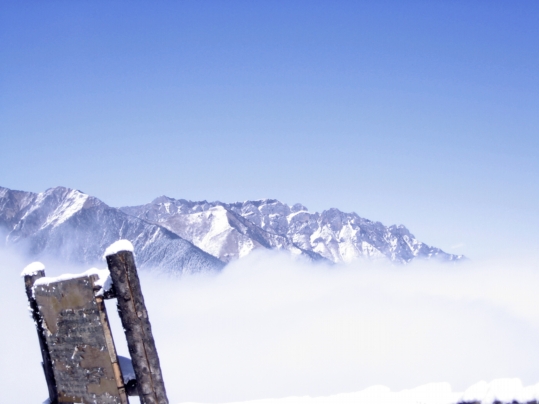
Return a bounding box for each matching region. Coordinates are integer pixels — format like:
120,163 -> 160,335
0,186 -> 463,273
122,196 -> 463,264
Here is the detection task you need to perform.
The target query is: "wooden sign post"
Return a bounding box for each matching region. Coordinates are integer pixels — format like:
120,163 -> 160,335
105,242 -> 169,404
23,241 -> 168,404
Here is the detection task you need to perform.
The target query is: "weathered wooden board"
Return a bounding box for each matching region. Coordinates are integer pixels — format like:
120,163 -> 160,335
34,275 -> 129,404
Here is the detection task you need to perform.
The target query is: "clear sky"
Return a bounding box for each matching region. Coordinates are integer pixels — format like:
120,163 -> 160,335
1,1 -> 538,259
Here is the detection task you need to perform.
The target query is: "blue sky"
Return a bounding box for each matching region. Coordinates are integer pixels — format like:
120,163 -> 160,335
1,1 -> 538,259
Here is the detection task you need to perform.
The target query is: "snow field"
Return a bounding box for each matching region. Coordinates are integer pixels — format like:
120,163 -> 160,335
179,379 -> 539,404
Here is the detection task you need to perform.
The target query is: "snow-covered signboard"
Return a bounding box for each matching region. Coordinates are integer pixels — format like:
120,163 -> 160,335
33,275 -> 128,404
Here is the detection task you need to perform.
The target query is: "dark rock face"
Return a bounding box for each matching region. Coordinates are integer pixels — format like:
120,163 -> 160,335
0,186 -> 224,274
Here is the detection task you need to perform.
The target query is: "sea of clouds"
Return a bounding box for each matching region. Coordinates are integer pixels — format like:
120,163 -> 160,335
3,248 -> 539,403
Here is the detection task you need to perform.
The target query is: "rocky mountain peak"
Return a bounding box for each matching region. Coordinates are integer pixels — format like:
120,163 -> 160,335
0,186 -> 224,274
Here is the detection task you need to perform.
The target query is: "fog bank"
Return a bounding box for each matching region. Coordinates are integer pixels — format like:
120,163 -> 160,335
2,249 -> 539,402
143,252 -> 539,402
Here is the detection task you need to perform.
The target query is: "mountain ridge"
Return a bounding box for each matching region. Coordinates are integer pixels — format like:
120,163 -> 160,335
0,185 -> 464,271
121,194 -> 464,264
0,186 -> 225,273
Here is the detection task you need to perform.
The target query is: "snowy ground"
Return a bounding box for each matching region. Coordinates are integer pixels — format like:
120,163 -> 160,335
41,380 -> 539,404
42,379 -> 539,404
177,379 -> 539,404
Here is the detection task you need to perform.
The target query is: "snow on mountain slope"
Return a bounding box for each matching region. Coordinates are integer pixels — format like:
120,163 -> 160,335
0,186 -> 38,230
162,205 -> 268,261
121,196 -> 324,262
0,186 -> 224,273
0,185 -> 462,268
122,197 -> 463,264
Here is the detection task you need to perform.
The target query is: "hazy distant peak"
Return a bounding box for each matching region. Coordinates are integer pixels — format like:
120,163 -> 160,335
1,185 -> 464,268
122,195 -> 464,264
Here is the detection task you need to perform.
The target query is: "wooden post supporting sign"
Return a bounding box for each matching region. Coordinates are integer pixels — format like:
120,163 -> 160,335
105,245 -> 169,404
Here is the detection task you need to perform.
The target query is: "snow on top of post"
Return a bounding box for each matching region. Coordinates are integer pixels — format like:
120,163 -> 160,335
87,268 -> 113,296
33,268 -> 113,297
20,261 -> 45,277
103,239 -> 134,258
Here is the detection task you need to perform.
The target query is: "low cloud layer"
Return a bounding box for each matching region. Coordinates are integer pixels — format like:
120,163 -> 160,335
3,249 -> 539,403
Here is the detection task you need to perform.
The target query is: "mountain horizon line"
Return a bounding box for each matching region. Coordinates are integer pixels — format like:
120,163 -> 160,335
0,185 -> 464,273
